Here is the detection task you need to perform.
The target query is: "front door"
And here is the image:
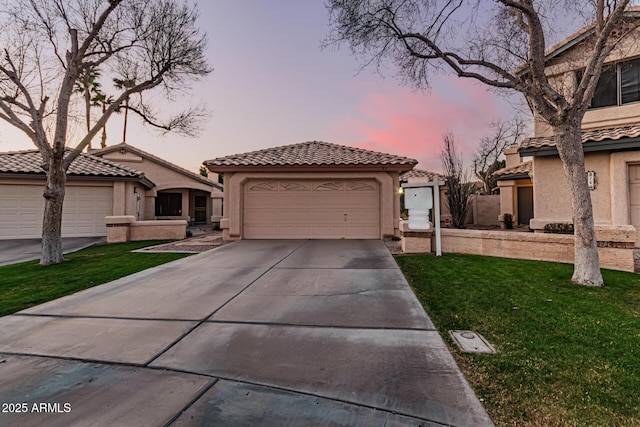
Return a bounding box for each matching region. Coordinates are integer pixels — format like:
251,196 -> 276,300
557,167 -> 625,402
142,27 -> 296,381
517,186 -> 534,226
194,196 -> 207,224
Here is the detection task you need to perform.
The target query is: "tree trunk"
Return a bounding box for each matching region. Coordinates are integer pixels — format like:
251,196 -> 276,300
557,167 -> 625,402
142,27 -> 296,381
40,156 -> 66,265
554,121 -> 604,287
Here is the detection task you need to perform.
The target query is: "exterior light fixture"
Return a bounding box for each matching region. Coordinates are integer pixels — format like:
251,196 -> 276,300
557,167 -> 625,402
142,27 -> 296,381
587,171 -> 596,190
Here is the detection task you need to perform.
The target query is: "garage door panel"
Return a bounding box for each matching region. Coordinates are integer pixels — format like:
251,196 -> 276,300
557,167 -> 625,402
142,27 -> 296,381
0,184 -> 112,239
244,179 -> 380,239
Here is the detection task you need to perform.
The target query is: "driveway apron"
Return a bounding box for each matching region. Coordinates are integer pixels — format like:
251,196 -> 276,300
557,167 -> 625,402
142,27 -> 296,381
0,239 -> 493,427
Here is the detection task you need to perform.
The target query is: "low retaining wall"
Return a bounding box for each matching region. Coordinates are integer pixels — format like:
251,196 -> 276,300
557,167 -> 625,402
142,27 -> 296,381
106,216 -> 187,243
399,221 -> 635,272
439,226 -> 635,272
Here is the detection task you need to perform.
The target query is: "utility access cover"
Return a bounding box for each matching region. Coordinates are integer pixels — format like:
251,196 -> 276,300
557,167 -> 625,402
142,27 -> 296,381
449,330 -> 496,354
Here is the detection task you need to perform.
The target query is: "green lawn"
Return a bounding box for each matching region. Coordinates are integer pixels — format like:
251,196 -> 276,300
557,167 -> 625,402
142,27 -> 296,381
396,253 -> 640,427
0,241 -> 192,317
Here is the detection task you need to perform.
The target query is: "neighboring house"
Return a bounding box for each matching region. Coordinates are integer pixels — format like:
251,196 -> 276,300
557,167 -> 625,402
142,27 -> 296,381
0,144 -> 223,240
203,141 -> 417,240
494,145 -> 534,226
495,17 -> 640,245
0,149 -> 153,239
92,143 -> 223,226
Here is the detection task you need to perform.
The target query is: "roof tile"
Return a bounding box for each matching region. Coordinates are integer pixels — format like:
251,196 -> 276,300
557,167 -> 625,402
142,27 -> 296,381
400,169 -> 444,182
204,141 -> 418,168
519,125 -> 640,152
0,149 -> 146,179
493,161 -> 532,179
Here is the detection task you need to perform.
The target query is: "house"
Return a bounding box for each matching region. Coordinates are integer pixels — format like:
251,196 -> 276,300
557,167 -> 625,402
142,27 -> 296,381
203,141 -> 417,240
92,143 -> 223,226
0,145 -> 222,240
494,16 -> 640,245
494,145 -> 533,227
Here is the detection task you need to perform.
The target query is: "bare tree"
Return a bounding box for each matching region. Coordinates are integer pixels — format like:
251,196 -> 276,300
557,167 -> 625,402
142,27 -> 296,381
326,0 -> 640,286
441,132 -> 472,229
474,116 -> 527,194
0,0 -> 211,265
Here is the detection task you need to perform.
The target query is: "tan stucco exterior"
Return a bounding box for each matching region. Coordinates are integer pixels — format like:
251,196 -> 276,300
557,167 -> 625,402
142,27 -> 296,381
506,24 -> 640,247
220,170 -> 402,241
96,146 -> 223,225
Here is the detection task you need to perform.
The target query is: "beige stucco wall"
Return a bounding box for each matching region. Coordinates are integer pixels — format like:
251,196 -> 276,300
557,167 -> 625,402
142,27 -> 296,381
221,171 -> 401,240
100,150 -> 222,224
531,152 -> 612,230
439,227 -> 635,272
533,29 -> 640,137
105,215 -> 187,243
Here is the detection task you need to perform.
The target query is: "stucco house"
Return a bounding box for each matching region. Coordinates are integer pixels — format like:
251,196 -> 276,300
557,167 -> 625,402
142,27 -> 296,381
92,143 -> 223,226
204,141 -> 417,240
494,16 -> 640,245
0,144 -> 222,240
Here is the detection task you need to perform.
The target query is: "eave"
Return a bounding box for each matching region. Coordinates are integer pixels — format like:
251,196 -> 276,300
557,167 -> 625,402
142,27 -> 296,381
205,164 -> 416,173
520,137 -> 640,157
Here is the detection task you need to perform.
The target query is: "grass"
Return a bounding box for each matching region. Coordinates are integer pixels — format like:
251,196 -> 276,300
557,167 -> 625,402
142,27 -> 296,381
395,253 -> 640,427
0,241 -> 192,317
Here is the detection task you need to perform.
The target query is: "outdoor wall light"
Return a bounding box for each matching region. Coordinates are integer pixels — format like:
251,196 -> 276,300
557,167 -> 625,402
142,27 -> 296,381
587,171 -> 596,190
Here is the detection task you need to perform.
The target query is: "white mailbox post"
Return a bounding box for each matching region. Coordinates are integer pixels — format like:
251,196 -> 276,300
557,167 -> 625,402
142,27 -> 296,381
401,181 -> 442,256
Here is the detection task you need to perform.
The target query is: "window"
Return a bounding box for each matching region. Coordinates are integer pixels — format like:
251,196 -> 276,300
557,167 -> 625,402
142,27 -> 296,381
591,66 -> 617,108
621,60 -> 640,104
586,58 -> 640,109
155,192 -> 182,216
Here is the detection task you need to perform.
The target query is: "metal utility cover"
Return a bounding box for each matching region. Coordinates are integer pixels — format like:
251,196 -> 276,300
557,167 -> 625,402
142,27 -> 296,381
449,330 -> 496,354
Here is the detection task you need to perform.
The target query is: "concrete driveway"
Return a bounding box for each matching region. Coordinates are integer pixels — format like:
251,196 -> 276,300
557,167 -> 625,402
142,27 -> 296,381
0,240 -> 493,427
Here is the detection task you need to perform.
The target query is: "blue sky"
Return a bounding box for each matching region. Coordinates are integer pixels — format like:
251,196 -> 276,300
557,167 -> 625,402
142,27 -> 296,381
0,0 -> 524,173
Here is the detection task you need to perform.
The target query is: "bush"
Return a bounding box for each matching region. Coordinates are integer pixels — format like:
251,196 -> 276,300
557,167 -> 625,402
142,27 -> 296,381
543,222 -> 574,234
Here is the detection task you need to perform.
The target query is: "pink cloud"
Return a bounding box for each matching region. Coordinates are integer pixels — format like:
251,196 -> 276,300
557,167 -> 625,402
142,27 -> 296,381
331,75 -> 516,173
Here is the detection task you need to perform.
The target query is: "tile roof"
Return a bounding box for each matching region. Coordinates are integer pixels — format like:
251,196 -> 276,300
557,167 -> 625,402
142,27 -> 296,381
493,161 -> 532,180
0,149 -> 150,181
203,141 -> 418,169
92,143 -> 222,190
519,125 -> 640,152
400,169 -> 444,183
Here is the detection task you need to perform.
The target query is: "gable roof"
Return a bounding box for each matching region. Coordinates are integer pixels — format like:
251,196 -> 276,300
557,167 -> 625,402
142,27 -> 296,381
0,149 -> 154,188
493,161 -> 532,180
519,125 -> 640,156
516,6 -> 640,74
203,141 -> 418,172
92,143 -> 222,190
400,168 -> 444,183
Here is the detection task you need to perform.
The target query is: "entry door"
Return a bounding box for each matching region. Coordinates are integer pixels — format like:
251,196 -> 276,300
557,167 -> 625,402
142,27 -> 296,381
517,186 -> 534,226
194,196 -> 207,224
629,165 -> 640,246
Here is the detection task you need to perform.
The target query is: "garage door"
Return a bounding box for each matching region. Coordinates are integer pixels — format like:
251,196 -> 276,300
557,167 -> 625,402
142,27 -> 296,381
0,184 -> 113,239
630,164 -> 640,247
244,180 -> 380,239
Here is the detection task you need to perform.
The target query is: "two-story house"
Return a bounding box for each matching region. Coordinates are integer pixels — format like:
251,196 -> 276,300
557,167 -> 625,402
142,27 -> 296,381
495,15 -> 640,246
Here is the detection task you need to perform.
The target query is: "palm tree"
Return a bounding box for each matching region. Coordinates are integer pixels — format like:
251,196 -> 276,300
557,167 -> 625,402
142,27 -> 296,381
91,92 -> 114,148
73,67 -> 103,150
113,78 -> 136,144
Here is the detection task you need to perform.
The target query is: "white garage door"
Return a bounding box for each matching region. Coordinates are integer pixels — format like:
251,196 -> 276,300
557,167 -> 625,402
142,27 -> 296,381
629,164 -> 640,247
0,184 -> 113,239
244,180 -> 380,239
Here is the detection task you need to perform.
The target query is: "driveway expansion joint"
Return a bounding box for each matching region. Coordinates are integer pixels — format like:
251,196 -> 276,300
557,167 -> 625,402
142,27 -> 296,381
204,319 -> 437,331
144,240 -> 310,368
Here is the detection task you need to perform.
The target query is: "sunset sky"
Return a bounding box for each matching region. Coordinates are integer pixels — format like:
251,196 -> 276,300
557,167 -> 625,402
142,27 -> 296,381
0,0 -> 529,174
